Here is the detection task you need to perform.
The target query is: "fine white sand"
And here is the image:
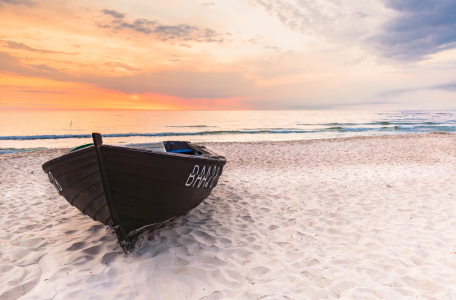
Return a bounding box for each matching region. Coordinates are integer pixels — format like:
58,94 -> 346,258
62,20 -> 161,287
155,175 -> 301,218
1,133 -> 456,299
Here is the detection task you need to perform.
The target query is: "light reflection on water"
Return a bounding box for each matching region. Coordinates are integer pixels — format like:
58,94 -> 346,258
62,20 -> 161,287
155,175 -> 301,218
1,110 -> 455,150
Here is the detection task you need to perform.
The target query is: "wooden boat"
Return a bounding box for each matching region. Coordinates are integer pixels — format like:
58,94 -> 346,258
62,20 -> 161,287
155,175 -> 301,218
42,133 -> 226,252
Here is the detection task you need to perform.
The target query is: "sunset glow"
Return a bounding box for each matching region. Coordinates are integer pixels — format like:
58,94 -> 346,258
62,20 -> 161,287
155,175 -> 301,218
1,0 -> 456,110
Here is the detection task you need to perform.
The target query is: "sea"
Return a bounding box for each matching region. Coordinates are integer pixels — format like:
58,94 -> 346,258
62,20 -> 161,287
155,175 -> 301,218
1,110 -> 455,154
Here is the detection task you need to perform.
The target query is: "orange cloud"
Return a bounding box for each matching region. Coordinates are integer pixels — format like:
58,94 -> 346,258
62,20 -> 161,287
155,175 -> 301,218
0,73 -> 255,111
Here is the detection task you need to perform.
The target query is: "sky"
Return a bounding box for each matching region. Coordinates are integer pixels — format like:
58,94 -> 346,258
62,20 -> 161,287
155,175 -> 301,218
0,0 -> 455,111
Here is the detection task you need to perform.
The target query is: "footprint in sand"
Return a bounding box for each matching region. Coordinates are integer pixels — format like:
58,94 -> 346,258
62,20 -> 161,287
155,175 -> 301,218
66,242 -> 86,251
16,237 -> 47,248
191,230 -> 216,246
199,291 -> 223,300
101,252 -> 119,265
88,224 -> 105,232
268,225 -> 279,231
82,245 -> 103,255
246,266 -> 274,283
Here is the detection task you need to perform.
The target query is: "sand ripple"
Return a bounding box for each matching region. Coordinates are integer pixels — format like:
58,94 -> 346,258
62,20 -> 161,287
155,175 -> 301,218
1,134 -> 456,299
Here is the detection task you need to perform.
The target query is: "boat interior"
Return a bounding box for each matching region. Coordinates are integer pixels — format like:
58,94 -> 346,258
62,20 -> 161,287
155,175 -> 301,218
69,141 -> 201,156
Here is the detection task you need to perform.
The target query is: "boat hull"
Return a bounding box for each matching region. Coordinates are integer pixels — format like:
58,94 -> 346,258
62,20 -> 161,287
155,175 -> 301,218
42,138 -> 226,252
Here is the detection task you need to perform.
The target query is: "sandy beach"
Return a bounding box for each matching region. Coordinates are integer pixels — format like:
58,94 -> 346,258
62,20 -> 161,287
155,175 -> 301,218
1,133 -> 456,299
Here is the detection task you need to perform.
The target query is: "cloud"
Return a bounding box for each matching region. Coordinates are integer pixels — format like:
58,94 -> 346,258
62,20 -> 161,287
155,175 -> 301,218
1,102 -> 66,106
14,89 -> 69,94
432,83 -> 456,91
254,0 -> 456,62
1,40 -> 73,54
368,0 -> 456,61
0,51 -> 252,99
253,0 -> 384,42
117,19 -> 224,42
104,62 -> 138,71
0,51 -> 72,81
87,71 -> 253,99
116,19 -> 157,34
96,23 -> 111,29
0,0 -> 35,7
102,9 -> 125,19
97,15 -> 224,43
0,51 -> 32,74
378,81 -> 456,97
26,64 -> 60,71
264,45 -> 280,51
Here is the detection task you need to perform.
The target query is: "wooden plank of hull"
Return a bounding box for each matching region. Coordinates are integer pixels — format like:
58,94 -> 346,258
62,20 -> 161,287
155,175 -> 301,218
42,146 -> 111,225
105,164 -> 214,200
105,167 -> 213,203
103,146 -> 226,170
43,147 -> 97,177
102,145 -> 222,233
111,187 -> 207,230
113,192 -> 189,233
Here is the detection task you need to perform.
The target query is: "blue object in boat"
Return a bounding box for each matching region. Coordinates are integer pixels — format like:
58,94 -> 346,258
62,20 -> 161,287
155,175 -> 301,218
168,149 -> 194,154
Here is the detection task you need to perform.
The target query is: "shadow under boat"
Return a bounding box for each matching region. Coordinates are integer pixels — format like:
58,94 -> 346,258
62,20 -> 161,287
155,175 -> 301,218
42,133 -> 226,253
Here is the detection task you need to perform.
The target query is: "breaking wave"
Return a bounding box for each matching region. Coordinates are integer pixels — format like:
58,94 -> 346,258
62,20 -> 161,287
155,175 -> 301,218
2,119 -> 456,142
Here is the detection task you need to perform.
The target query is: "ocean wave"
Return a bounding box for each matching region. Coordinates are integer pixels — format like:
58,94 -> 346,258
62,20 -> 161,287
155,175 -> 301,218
165,125 -> 212,128
1,123 -> 455,141
322,123 -> 456,132
0,148 -> 48,154
0,130 -> 315,141
299,121 -> 454,128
